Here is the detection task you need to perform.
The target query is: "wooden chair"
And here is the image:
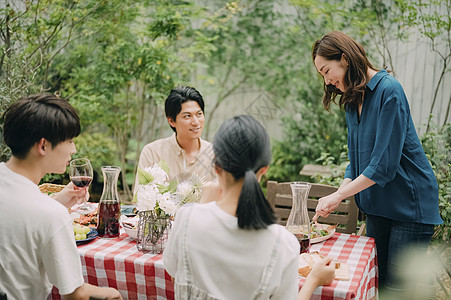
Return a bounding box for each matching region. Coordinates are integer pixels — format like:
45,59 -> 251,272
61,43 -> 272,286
267,180 -> 362,235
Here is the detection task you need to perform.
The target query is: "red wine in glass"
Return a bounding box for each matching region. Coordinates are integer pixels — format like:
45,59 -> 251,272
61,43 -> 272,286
299,235 -> 310,254
69,158 -> 93,211
287,226 -> 311,254
71,176 -> 93,188
97,200 -> 120,238
290,231 -> 310,254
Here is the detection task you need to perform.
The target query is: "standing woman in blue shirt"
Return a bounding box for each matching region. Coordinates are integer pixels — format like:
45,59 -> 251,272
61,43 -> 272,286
310,31 -> 442,289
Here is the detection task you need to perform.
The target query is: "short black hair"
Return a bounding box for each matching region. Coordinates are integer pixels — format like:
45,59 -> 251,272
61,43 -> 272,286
3,93 -> 81,159
164,86 -> 205,132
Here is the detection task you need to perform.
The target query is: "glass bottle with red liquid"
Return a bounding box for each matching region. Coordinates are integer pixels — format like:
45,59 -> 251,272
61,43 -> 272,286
97,166 -> 121,238
286,182 -> 312,253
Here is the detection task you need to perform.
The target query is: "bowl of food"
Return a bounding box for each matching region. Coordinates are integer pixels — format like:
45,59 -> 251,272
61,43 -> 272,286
120,215 -> 138,240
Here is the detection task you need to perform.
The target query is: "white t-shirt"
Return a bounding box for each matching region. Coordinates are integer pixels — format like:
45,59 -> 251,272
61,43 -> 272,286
163,202 -> 300,300
0,163 -> 84,300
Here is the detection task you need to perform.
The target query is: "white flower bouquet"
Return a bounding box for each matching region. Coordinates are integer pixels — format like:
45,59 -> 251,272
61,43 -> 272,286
133,161 -> 203,253
134,161 -> 203,216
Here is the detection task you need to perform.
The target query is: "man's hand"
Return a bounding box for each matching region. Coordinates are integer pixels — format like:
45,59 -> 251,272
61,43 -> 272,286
52,182 -> 89,208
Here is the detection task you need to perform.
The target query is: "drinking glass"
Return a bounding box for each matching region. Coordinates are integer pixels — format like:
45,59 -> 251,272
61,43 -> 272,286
69,158 -> 94,211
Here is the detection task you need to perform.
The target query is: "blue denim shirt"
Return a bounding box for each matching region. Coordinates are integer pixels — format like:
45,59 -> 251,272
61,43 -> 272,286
344,70 -> 442,225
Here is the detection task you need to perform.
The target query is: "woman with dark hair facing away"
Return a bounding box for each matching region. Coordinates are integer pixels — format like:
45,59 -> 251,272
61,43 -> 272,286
164,115 -> 335,299
311,31 -> 442,290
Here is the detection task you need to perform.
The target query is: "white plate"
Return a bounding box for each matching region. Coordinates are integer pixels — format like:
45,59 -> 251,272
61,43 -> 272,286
310,223 -> 335,244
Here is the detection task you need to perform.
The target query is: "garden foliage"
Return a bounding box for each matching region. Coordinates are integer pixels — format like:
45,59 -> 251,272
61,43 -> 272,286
1,0 -> 449,236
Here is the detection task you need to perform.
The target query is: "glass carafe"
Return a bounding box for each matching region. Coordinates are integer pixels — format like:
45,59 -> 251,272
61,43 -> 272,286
286,182 -> 311,253
97,166 -> 121,238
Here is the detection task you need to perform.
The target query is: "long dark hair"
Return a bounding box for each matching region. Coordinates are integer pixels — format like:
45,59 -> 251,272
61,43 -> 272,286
312,31 -> 377,111
213,115 -> 275,230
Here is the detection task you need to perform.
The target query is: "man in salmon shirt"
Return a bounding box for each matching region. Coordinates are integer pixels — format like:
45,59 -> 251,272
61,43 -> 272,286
135,86 -> 216,188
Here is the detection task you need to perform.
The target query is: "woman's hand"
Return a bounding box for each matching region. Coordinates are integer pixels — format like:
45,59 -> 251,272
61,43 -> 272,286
309,256 -> 336,286
51,182 -> 89,209
313,191 -> 343,221
62,283 -> 123,300
298,256 -> 335,300
313,175 -> 375,222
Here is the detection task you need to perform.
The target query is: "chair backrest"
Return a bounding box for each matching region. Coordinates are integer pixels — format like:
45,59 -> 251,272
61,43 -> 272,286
266,181 -> 358,234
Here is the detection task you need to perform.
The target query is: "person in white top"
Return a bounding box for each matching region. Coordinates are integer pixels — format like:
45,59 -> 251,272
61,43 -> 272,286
163,115 -> 335,300
135,86 -> 216,189
0,93 -> 122,300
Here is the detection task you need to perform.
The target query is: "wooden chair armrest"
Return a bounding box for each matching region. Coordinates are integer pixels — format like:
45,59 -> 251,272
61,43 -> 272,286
356,222 -> 366,236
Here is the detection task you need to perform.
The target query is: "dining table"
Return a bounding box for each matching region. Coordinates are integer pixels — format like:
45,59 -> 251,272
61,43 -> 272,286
49,228 -> 377,300
48,227 -> 174,300
305,232 -> 378,300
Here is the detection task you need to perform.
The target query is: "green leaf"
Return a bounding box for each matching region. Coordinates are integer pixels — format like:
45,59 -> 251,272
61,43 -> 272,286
167,179 -> 178,193
158,160 -> 170,175
157,183 -> 169,194
137,167 -> 154,185
132,192 -> 138,203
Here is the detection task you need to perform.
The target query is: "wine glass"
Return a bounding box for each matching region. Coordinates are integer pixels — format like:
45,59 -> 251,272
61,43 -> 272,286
69,158 -> 94,211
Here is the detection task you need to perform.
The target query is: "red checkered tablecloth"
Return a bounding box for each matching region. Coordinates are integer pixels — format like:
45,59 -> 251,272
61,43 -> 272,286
303,232 -> 378,300
49,230 -> 376,300
48,228 -> 174,300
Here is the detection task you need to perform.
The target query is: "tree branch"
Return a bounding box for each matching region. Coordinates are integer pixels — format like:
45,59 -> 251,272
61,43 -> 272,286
426,58 -> 448,132
10,0 -> 32,24
0,11 -> 11,76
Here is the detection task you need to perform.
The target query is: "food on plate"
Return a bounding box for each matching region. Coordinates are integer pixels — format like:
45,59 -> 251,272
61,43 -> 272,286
311,223 -> 336,239
122,220 -> 137,230
120,215 -> 138,240
73,224 -> 91,240
298,251 -> 349,281
298,251 -> 324,277
73,211 -> 98,227
287,223 -> 336,239
120,214 -> 138,230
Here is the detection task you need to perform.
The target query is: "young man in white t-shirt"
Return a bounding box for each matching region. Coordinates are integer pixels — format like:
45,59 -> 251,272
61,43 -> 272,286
0,94 -> 122,300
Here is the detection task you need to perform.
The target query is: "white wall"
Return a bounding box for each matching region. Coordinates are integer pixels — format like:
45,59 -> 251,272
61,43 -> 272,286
388,30 -> 451,134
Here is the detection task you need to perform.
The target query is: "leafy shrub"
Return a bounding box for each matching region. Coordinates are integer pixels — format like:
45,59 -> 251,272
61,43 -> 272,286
268,101 -> 347,182
421,121 -> 451,242
71,130 -> 120,178
311,146 -> 349,187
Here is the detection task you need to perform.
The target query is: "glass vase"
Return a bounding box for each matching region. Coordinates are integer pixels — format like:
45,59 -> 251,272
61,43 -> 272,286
136,210 -> 172,254
286,182 -> 312,253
